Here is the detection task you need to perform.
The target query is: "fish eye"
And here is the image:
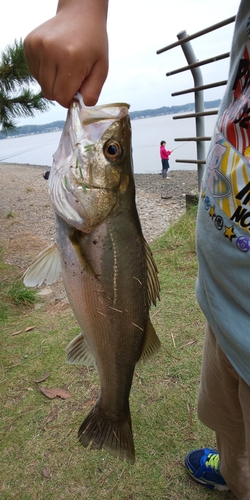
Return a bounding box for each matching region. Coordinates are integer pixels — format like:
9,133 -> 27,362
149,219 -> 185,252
104,140 -> 123,162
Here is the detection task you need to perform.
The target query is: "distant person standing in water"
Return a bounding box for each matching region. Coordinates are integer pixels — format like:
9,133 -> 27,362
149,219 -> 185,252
160,141 -> 172,179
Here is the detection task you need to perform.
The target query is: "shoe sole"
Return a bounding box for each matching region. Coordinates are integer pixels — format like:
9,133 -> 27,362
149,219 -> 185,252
186,470 -> 229,491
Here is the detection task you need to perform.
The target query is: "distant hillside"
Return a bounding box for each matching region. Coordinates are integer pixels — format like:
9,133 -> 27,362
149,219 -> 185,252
0,100 -> 221,140
129,100 -> 221,120
0,120 -> 65,140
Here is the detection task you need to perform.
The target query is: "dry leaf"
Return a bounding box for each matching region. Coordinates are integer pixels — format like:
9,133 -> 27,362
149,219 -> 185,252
11,329 -> 23,336
39,387 -> 72,400
11,325 -> 36,336
33,372 -> 50,384
179,340 -> 197,350
83,399 -> 96,409
42,466 -> 52,480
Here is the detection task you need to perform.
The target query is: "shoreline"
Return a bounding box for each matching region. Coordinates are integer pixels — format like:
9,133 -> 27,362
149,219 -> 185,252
0,161 -> 197,173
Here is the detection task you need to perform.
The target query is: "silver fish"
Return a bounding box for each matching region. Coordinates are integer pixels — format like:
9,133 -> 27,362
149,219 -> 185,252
23,94 -> 160,464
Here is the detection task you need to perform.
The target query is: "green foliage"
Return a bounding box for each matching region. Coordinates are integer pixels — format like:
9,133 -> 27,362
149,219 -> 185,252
6,210 -> 15,218
0,249 -> 37,324
6,280 -> 37,307
0,39 -> 51,133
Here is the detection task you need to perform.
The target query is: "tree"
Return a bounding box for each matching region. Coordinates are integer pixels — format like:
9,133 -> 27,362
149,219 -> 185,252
0,39 -> 51,134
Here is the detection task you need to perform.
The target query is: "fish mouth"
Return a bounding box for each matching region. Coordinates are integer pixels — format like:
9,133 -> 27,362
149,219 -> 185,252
69,166 -> 108,192
72,96 -> 130,126
70,170 -> 114,193
75,182 -> 110,192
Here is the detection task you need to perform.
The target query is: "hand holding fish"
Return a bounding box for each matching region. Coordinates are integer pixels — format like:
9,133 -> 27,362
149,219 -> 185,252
24,0 -> 109,108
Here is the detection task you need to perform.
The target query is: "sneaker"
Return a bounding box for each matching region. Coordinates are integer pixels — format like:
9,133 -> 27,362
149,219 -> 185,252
185,448 -> 229,491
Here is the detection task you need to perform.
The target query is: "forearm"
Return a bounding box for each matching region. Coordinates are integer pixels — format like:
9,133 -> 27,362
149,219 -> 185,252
56,0 -> 109,17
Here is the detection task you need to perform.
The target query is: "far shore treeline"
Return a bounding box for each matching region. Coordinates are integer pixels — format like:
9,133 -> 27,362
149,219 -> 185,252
0,99 -> 221,140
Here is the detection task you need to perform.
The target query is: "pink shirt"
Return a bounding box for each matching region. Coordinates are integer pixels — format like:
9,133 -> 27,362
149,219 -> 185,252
160,145 -> 171,160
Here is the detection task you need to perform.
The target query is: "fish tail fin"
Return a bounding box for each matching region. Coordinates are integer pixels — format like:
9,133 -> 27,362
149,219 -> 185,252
78,404 -> 135,464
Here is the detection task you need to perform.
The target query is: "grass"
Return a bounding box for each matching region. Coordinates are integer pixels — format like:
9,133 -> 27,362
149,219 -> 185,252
0,208 -> 235,500
6,211 -> 15,218
0,252 -> 37,324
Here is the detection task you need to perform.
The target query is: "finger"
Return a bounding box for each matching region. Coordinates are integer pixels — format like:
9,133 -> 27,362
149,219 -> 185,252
45,65 -> 84,108
37,58 -> 60,103
79,60 -> 108,106
24,35 -> 59,103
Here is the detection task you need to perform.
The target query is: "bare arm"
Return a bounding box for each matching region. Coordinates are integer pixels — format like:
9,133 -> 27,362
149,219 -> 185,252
24,0 -> 109,108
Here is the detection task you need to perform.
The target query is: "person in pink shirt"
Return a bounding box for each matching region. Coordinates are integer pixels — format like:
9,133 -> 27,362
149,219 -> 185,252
160,141 -> 172,179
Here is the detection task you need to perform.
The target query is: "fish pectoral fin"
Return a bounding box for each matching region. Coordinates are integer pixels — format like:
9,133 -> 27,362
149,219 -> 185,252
144,237 -> 160,306
22,243 -> 61,287
78,404 -> 135,465
138,318 -> 161,363
66,332 -> 96,367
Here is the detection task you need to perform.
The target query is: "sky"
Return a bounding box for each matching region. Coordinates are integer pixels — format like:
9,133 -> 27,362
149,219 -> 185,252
0,0 -> 240,126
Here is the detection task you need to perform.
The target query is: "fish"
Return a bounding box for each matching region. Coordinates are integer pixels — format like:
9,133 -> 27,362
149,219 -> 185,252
23,94 -> 160,464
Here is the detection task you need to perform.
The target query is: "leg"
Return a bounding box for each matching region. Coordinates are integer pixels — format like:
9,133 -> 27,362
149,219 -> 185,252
162,160 -> 167,178
198,324 -> 250,499
161,160 -> 164,177
166,160 -> 170,177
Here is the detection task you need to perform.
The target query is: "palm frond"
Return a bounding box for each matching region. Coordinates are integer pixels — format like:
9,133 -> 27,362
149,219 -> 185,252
0,38 -> 52,133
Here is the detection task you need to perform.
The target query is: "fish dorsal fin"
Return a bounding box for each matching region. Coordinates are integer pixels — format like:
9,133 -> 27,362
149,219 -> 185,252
138,318 -> 161,363
144,237 -> 160,306
23,243 -> 61,287
66,332 -> 96,367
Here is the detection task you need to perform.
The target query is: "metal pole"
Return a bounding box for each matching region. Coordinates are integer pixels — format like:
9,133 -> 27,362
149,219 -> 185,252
177,30 -> 206,188
156,15 -> 235,54
172,80 -> 227,96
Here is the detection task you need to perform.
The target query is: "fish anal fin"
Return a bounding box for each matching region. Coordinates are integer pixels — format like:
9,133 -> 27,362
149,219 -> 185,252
78,404 -> 135,465
66,332 -> 96,367
23,243 -> 61,287
139,318 -> 161,363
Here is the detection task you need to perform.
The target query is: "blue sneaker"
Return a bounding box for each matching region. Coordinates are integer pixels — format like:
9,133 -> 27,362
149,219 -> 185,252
185,448 -> 229,491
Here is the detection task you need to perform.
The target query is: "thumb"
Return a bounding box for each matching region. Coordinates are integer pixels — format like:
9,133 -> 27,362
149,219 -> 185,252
79,61 -> 108,106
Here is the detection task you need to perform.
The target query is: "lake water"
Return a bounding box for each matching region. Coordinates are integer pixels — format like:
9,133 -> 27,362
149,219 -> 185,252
0,113 -> 217,174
